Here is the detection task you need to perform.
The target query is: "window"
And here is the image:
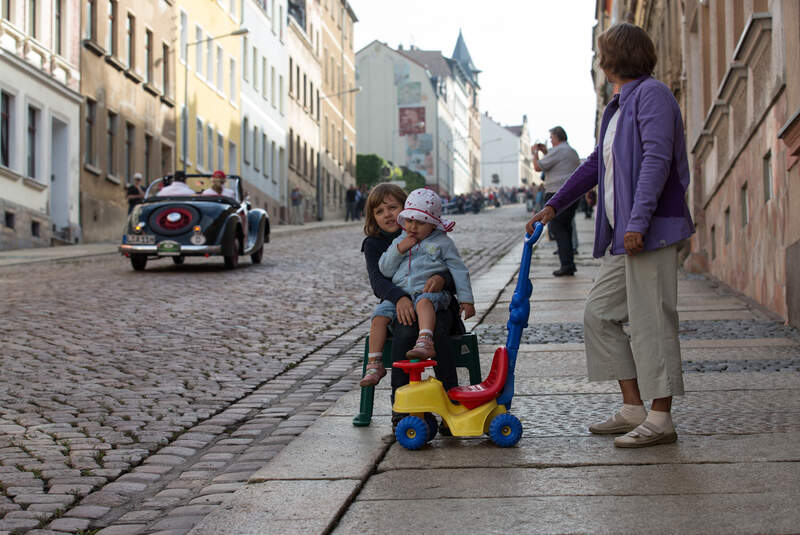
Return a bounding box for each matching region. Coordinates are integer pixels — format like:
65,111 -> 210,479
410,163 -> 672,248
270,66 -> 276,107
206,124 -> 213,169
288,57 -> 293,95
195,117 -> 203,169
763,151 -> 773,202
179,10 -> 187,62
242,116 -> 249,163
270,141 -> 276,182
2,0 -> 10,21
206,34 -> 213,87
162,43 -> 170,95
1,91 -> 10,167
106,0 -> 116,54
309,81 -> 313,115
741,183 -> 748,227
262,57 -> 267,99
85,99 -> 96,165
144,133 -> 152,181
27,0 -> 37,38
724,207 -> 731,244
106,110 -> 117,176
4,211 -> 14,229
124,122 -> 134,182
31,220 -> 40,237
217,132 -> 224,171
144,29 -> 153,83
229,57 -> 235,103
271,0 -> 276,31
85,0 -> 95,40
229,0 -> 235,17
252,126 -> 259,170
279,74 -> 284,113
228,140 -> 236,174
288,128 -> 293,167
54,0 -> 63,55
261,132 -> 267,176
242,36 -> 248,81
195,25 -> 202,75
279,5 -> 283,41
710,225 -> 716,260
252,46 -> 257,90
216,45 -> 223,91
27,106 -> 38,178
180,105 -> 187,164
125,13 -> 134,69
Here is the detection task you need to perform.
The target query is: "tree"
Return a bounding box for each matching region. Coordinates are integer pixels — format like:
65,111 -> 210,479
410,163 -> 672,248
356,154 -> 385,187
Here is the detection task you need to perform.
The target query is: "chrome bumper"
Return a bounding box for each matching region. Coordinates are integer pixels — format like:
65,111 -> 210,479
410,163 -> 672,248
118,245 -> 222,255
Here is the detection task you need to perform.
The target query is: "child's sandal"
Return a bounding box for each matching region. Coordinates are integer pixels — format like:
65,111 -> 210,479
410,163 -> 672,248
359,359 -> 386,387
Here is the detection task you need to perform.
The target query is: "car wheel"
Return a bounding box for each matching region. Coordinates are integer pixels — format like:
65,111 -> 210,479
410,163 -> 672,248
224,237 -> 239,269
172,256 -> 185,265
130,255 -> 147,271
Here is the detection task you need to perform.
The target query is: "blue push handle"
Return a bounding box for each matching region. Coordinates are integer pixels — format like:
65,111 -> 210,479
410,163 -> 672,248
525,221 -> 544,245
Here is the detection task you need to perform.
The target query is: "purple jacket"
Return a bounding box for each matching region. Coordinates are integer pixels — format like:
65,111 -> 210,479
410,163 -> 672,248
548,76 -> 694,257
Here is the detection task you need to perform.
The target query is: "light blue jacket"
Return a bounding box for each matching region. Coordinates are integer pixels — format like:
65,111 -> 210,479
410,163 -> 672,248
379,229 -> 474,304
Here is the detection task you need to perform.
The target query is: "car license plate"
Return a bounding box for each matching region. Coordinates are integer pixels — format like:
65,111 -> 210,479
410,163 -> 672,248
157,241 -> 181,255
127,234 -> 155,244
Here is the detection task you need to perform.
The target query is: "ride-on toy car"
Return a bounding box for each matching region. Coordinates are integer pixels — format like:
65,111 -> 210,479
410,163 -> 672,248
392,222 -> 544,449
119,173 -> 269,271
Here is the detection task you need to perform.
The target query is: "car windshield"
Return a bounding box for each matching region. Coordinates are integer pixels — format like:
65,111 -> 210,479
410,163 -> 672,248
145,176 -> 240,202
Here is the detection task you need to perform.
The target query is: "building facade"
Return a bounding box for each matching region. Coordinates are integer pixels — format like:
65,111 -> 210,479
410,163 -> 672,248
1,0 -> 82,249
318,0 -> 357,221
592,0 -> 800,327
80,0 -> 176,242
480,113 -> 533,190
240,0 -> 288,220
286,0 -> 321,223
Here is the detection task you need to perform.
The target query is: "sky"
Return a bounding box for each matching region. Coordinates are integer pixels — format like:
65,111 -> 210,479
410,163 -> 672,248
349,0 -> 599,158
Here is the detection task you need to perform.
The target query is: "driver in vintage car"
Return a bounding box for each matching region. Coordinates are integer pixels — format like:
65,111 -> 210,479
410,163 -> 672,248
157,170 -> 196,196
202,170 -> 236,197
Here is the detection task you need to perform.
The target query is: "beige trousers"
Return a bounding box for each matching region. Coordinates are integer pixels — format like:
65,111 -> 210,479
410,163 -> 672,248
583,245 -> 684,400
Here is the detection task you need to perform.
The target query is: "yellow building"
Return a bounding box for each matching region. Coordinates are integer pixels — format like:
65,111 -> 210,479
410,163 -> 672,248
176,0 -> 246,177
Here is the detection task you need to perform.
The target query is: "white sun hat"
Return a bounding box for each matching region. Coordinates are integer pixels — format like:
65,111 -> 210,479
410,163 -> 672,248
397,188 -> 455,232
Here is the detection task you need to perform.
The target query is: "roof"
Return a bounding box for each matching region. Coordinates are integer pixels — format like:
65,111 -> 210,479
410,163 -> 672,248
452,30 -> 481,86
505,125 -> 523,137
397,48 -> 453,79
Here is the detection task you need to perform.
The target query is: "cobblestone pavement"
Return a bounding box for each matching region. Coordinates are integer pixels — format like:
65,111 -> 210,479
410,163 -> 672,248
0,205 -> 530,534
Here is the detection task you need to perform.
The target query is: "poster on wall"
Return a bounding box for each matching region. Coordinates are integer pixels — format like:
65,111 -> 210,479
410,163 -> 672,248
406,133 -> 434,178
398,107 -> 426,136
397,81 -> 422,106
394,61 -> 409,85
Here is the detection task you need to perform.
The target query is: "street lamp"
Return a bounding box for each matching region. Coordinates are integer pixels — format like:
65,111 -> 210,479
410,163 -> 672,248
316,86 -> 362,221
182,27 -> 249,172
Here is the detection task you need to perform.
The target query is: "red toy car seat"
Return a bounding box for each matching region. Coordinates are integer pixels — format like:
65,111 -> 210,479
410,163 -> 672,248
447,347 -> 508,409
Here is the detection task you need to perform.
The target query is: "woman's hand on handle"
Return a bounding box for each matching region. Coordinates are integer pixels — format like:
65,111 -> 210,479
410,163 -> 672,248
396,296 -> 416,326
526,205 -> 555,234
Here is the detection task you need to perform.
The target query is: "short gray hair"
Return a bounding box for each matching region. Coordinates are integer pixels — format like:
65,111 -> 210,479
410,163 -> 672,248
549,126 -> 567,142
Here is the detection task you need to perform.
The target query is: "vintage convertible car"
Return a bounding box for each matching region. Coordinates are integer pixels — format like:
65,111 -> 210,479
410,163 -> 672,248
119,173 -> 269,270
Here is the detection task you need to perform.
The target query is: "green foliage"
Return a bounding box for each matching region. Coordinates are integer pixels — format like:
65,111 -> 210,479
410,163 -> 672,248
400,168 -> 426,192
356,154 -> 385,187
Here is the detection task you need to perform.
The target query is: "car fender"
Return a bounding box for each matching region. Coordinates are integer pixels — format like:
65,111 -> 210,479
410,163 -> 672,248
246,209 -> 268,251
220,215 -> 242,256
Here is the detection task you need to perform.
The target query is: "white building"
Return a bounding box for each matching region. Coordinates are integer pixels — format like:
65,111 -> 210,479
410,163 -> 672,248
240,0 -> 288,220
480,113 -> 534,190
1,0 -> 82,249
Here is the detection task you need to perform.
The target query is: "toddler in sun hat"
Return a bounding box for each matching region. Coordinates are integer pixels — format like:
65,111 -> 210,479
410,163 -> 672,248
378,188 -> 475,359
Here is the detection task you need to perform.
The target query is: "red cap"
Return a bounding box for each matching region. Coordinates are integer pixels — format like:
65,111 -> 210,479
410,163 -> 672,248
212,170 -> 226,179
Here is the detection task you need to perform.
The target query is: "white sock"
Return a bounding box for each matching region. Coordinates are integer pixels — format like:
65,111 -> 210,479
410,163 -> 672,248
644,410 -> 674,433
620,403 -> 646,423
419,329 -> 433,337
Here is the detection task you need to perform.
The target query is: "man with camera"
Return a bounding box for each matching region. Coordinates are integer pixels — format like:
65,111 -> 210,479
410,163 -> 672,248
533,126 -> 581,276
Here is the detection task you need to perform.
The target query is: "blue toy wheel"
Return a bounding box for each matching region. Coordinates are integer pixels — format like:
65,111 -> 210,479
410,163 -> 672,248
423,413 -> 438,442
396,416 -> 429,450
488,413 -> 522,447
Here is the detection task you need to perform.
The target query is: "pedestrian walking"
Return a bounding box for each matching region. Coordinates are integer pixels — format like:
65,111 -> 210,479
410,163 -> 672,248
345,185 -> 358,221
126,173 -> 146,213
290,186 -> 304,225
356,184 -> 368,219
533,126 -> 581,276
526,22 -> 695,448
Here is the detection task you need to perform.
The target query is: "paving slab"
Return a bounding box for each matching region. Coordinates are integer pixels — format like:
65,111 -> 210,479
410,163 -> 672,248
187,480 -> 360,535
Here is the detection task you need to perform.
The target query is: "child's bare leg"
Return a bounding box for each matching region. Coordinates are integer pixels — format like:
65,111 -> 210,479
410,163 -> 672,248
361,316 -> 391,387
406,299 -> 436,359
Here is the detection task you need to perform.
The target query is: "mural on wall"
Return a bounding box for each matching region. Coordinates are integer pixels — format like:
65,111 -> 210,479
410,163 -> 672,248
406,133 -> 434,178
398,107 -> 426,136
397,82 -> 421,107
394,61 -> 431,178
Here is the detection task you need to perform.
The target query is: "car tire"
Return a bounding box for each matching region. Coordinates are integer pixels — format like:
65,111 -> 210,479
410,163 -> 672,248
250,246 -> 263,264
131,255 -> 147,271
224,237 -> 239,269
172,256 -> 185,265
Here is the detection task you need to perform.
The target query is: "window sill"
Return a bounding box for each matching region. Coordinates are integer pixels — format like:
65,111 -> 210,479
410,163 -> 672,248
160,94 -> 175,108
83,39 -> 107,57
105,173 -> 121,185
23,176 -> 48,191
84,162 -> 102,176
143,82 -> 161,97
125,70 -> 143,84
105,54 -> 125,71
0,164 -> 22,182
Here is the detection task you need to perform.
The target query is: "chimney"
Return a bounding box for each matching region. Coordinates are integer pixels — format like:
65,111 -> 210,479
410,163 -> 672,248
398,44 -> 403,50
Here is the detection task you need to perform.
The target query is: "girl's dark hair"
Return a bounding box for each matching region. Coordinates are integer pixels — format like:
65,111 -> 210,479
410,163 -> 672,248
363,183 -> 407,237
597,23 -> 657,80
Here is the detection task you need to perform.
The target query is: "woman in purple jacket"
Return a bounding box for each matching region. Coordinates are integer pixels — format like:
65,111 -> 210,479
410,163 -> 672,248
526,23 -> 694,448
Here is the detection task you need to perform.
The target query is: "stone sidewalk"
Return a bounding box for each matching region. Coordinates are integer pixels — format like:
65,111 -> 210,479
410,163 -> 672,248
188,214 -> 800,535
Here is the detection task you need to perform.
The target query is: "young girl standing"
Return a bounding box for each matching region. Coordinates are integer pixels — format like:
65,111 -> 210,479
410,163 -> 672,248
359,184 -> 454,387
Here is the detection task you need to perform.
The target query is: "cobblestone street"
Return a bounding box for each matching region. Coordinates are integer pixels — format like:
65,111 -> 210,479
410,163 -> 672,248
0,206 -> 529,534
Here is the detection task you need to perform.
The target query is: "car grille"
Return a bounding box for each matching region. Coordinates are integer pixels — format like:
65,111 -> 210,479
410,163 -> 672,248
149,205 -> 200,236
